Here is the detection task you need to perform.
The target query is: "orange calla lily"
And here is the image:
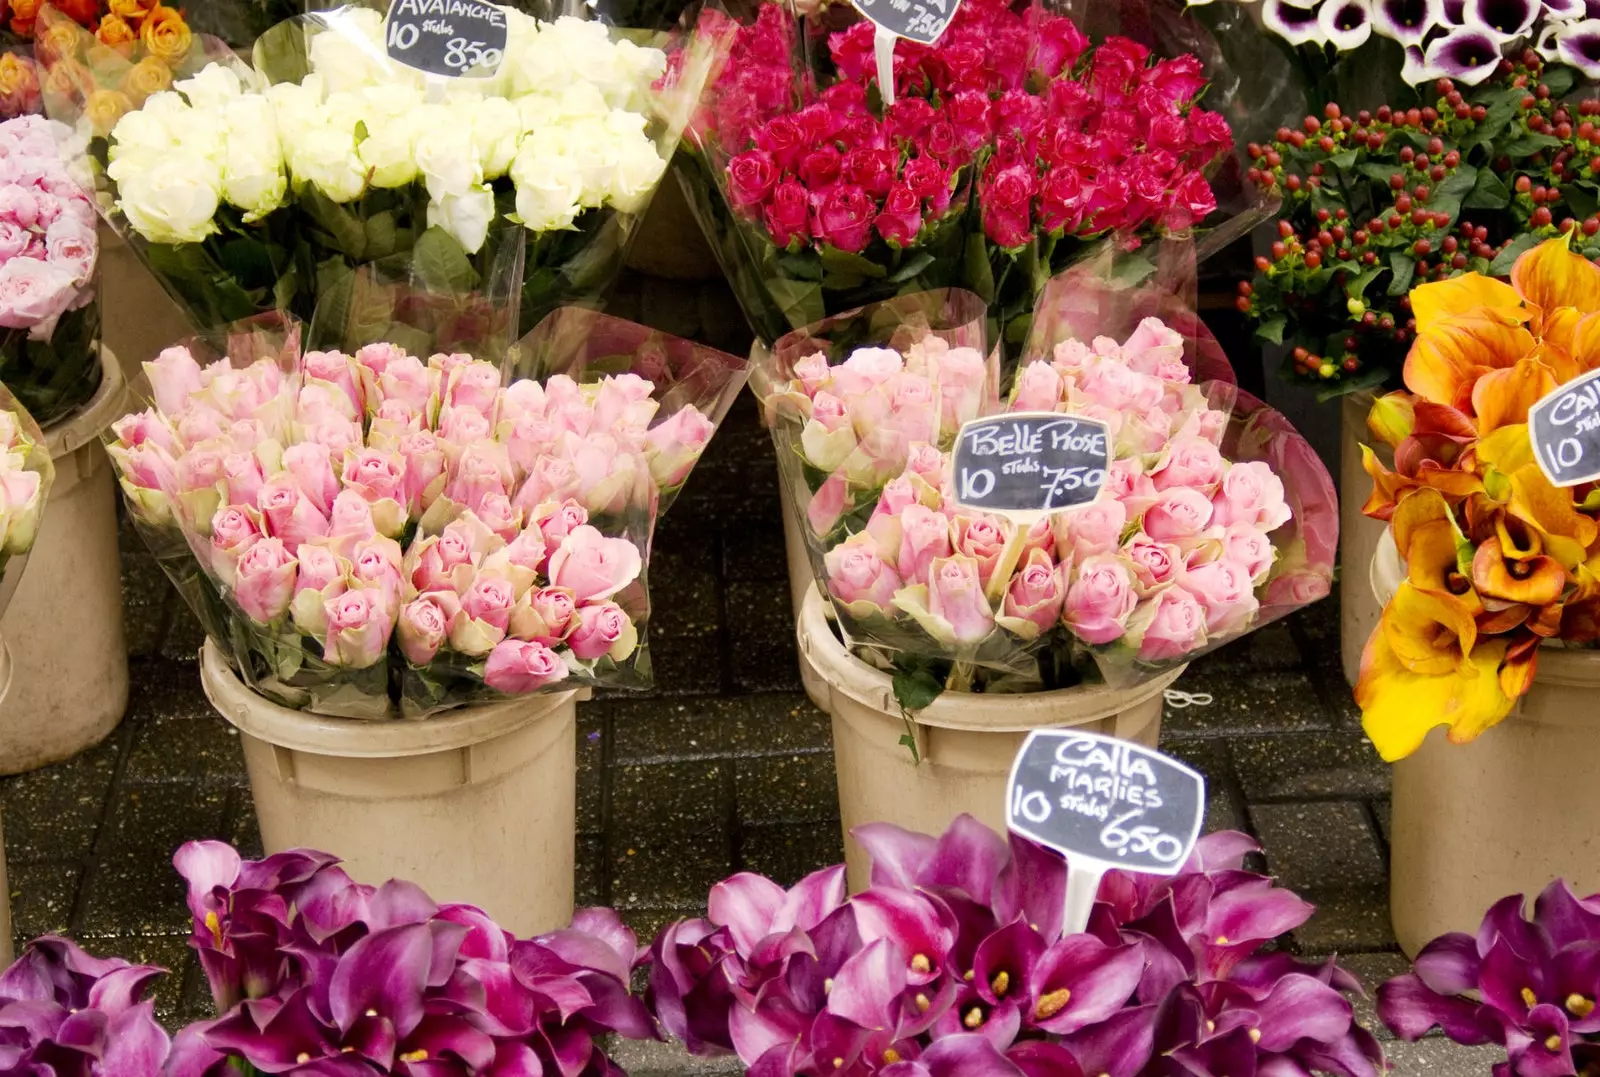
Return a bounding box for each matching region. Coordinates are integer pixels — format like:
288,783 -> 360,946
1403,311 -> 1536,412
1392,488 -> 1474,600
1470,357 -> 1558,436
1409,273 -> 1523,334
1510,229 -> 1600,333
1380,580 -> 1478,676
1507,464 -> 1597,568
1470,536 -> 1566,607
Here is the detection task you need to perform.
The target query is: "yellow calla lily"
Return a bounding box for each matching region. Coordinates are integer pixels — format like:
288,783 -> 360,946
1508,464 -> 1597,568
1357,628 -> 1514,762
1409,273 -> 1523,334
1511,231 -> 1600,329
1470,357 -> 1558,436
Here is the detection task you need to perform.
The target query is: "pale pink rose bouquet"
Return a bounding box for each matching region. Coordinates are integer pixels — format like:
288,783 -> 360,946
755,249 -> 1336,710
105,309 -> 746,718
0,383 -> 53,619
0,114 -> 101,427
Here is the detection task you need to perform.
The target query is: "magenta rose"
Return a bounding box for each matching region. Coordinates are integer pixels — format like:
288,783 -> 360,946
757,117 -> 807,171
901,156 -> 951,216
1143,488 -> 1216,544
727,150 -> 779,212
1085,172 -> 1132,231
945,90 -> 991,152
1211,461 -> 1291,531
927,555 -> 995,644
1183,558 -> 1261,637
886,97 -> 936,143
1035,13 -> 1089,77
814,184 -> 875,254
981,165 -> 1034,250
567,601 -> 637,662
483,640 -> 570,695
1133,586 -> 1208,662
1064,555 -> 1137,645
1037,167 -> 1087,236
800,146 -> 842,191
1166,172 -> 1219,230
234,537 -> 298,625
875,184 -> 923,248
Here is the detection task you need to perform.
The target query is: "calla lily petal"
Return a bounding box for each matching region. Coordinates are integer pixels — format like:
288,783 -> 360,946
1404,312 -> 1536,411
1472,357 -> 1558,435
1464,0 -> 1538,40
1402,43 -> 1446,82
1374,0 -> 1444,42
1381,581 -> 1479,675
1558,18 -> 1600,75
1321,0 -> 1375,47
1264,0 -> 1328,44
1424,27 -> 1505,84
1547,0 -> 1587,18
1513,233 -> 1600,322
1357,624 -> 1513,760
1410,274 -> 1524,335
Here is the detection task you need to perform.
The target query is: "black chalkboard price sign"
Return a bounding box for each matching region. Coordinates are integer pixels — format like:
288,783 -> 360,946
1531,368 -> 1600,488
386,0 -> 508,79
848,0 -> 961,46
952,412 -> 1113,517
1007,730 -> 1205,932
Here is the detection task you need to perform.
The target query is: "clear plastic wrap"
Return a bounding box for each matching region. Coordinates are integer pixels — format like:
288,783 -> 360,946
103,273 -> 750,718
753,241 -> 1336,700
0,383 -> 54,620
38,0 -> 703,336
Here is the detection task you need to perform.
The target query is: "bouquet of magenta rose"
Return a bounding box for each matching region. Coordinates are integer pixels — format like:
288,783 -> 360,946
1379,879 -> 1600,1076
753,242 -> 1337,712
167,840 -> 656,1074
649,814 -> 1385,1076
104,280 -> 747,718
36,0 -> 705,334
0,113 -> 101,426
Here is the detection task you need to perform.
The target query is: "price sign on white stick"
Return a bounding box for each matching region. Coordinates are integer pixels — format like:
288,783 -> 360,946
1007,730 -> 1206,935
385,0 -> 508,80
848,0 -> 961,106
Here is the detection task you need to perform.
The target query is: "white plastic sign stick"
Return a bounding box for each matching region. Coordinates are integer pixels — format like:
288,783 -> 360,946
874,26 -> 896,108
850,0 -> 960,46
952,412 -> 1112,519
1529,367 -> 1600,488
1007,730 -> 1206,935
385,0 -> 508,79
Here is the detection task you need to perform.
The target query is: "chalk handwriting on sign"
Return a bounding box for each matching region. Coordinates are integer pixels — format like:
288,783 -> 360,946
849,0 -> 961,47
1531,368 -> 1600,488
386,0 -> 508,79
952,412 -> 1112,517
1007,730 -> 1205,876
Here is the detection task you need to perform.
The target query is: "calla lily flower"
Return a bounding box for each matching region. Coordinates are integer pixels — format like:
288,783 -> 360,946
1546,0 -> 1588,20
1321,0 -> 1376,48
1373,0 -> 1444,44
1463,0 -> 1540,40
1424,26 -> 1507,83
1264,0 -> 1328,44
1557,18 -> 1600,75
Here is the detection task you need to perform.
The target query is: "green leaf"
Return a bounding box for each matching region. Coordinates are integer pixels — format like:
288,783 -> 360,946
1345,265 -> 1385,300
1566,183 -> 1600,222
298,186 -> 368,260
818,246 -> 888,280
1434,164 -> 1479,204
1490,232 -> 1542,275
1544,65 -> 1577,98
892,666 -> 943,712
1464,167 -> 1511,210
364,211 -> 399,260
886,251 -> 937,284
765,277 -> 825,331
774,252 -> 823,281
1358,161 -> 1401,185
963,233 -> 996,303
1314,365 -> 1392,402
1110,254 -> 1158,288
1326,149 -> 1358,170
1501,132 -> 1564,156
1387,250 -> 1416,296
411,226 -> 480,295
1254,315 -> 1287,344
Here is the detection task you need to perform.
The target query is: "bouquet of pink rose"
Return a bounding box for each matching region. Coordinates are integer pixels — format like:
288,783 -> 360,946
0,113 -> 100,426
106,309 -> 747,718
754,250 -> 1335,710
0,383 -> 51,618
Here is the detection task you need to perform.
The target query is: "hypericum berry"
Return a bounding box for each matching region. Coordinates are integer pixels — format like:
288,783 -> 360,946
1271,240 -> 1288,260
1390,172 -> 1406,189
1290,130 -> 1307,148
1452,253 -> 1468,269
1316,208 -> 1331,223
1266,150 -> 1283,168
1430,165 -> 1447,182
1414,185 -> 1431,203
1583,217 -> 1599,237
1235,296 -> 1251,313
1276,126 -> 1292,142
1354,229 -> 1369,245
1399,147 -> 1416,163
1293,346 -> 1310,361
1239,281 -> 1254,296
1443,236 -> 1459,253
1414,239 -> 1432,255
1516,175 -> 1533,192
1388,213 -> 1404,229
1305,252 -> 1322,269
1395,194 -> 1413,213
1278,219 -> 1294,238
1305,115 -> 1322,133
1325,102 -> 1342,120
1533,206 -> 1554,227
1343,357 -> 1360,373
1255,256 -> 1272,272
1286,174 -> 1303,191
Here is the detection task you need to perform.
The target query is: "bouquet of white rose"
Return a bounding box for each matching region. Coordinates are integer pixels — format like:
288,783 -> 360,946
36,0 -> 706,336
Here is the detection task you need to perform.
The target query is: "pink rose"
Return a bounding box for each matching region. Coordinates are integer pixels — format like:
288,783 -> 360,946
112,409 -> 177,454
233,537 -> 297,625
1265,570 -> 1332,606
1062,499 -> 1127,562
952,514 -> 1012,588
221,453 -> 266,508
349,536 -> 404,616
875,183 -> 923,247
400,431 -> 447,515
905,442 -> 944,483
1064,555 -> 1137,645
303,351 -> 362,414
1079,357 -> 1163,412
272,442 -> 334,516
324,589 -> 394,669
646,408 -> 716,488
447,444 -> 513,514
534,500 -> 590,552
477,493 -> 522,542
793,354 -> 832,396
1122,318 -> 1187,379
1011,361 -> 1063,412
450,573 -> 516,656
354,343 -> 405,377
1123,532 -> 1181,594
210,505 -> 261,584
1001,548 -> 1067,638
514,458 -> 579,514
896,504 -> 952,587
548,525 -> 643,603
511,587 -> 577,645
505,416 -> 560,476
44,217 -> 96,283
445,361 -> 502,416
1211,462 -> 1291,532
927,555 -> 996,644
257,474 -> 330,553
146,346 -> 206,418
329,489 -> 378,545
290,543 -> 347,638
1222,524 -> 1276,584
343,448 -> 406,503
398,594 -> 453,666
1143,488 -> 1215,544
592,374 -> 657,434
1133,586 -> 1208,662
378,355 -> 435,415
1151,437 -> 1225,493
832,347 -> 904,397
1105,459 -> 1158,517
483,640 -> 569,695
1182,559 -> 1261,637
567,601 -> 637,662
807,473 -> 847,537
825,536 -> 902,614
499,380 -> 546,425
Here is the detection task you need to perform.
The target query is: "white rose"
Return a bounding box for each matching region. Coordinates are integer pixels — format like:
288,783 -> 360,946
118,156 -> 222,244
222,99 -> 286,219
308,8 -> 402,94
472,97 -> 524,181
428,184 -> 496,255
415,123 -> 482,202
512,146 -> 583,233
321,92 -> 370,136
268,80 -> 324,151
291,125 -> 366,204
175,64 -> 246,113
359,112 -> 419,189
608,128 -> 666,213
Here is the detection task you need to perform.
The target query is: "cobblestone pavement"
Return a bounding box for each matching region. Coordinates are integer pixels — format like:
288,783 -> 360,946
0,273 -> 1491,1075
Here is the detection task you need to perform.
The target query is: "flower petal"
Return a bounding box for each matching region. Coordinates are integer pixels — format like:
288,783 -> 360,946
708,873 -> 788,954
1373,0 -> 1444,43
1321,0 -> 1375,48
1404,312 -> 1536,410
1424,27 -> 1505,84
852,822 -> 939,891
329,924 -> 432,1039
1410,274 -> 1524,335
1558,18 -> 1600,75
1357,626 -> 1513,760
1265,0 -> 1328,44
1464,0 -> 1539,40
1515,233 -> 1600,321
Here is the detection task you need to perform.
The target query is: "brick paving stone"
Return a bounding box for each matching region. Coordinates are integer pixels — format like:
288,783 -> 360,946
1230,732 -> 1391,801
725,581 -> 804,694
8,862 -> 78,940
734,754 -> 839,824
610,694 -> 833,762
1203,621 -> 1307,675
0,733 -> 120,866
79,784 -> 231,937
742,822 -> 845,886
611,761 -> 728,834
609,829 -> 733,910
1385,1037 -> 1505,1076
1162,668 -> 1334,737
1158,739 -> 1250,835
1250,801 -> 1396,952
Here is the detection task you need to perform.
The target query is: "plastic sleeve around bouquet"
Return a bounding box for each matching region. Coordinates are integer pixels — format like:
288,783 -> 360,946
0,268 -> 102,428
0,384 -> 55,621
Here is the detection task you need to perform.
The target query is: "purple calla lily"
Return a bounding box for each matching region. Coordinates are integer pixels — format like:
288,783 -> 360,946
1557,18 -> 1600,74
1425,26 -> 1506,83
648,815 -> 1382,1077
1463,0 -> 1540,38
1264,0 -> 1329,44
1372,0 -> 1444,43
1322,0 -> 1376,49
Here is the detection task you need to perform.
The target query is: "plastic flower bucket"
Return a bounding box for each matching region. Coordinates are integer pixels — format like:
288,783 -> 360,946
1339,390 -> 1389,687
199,641 -> 587,937
0,357 -> 129,773
797,589 -> 1183,891
1371,534 -> 1600,955
0,637 -> 16,965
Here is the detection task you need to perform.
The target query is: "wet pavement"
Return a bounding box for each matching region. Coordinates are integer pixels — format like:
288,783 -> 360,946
0,272 -> 1489,1075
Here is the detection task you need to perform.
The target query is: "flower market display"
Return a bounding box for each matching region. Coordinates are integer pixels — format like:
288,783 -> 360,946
34,1 -> 694,335
1237,55 -> 1600,395
757,256 -> 1336,709
0,113 -> 99,425
649,814 -> 1385,1077
105,306 -> 746,718
1355,233 -> 1600,761
674,0 -> 1239,347
0,933 -> 168,1073
1379,878 -> 1600,1075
